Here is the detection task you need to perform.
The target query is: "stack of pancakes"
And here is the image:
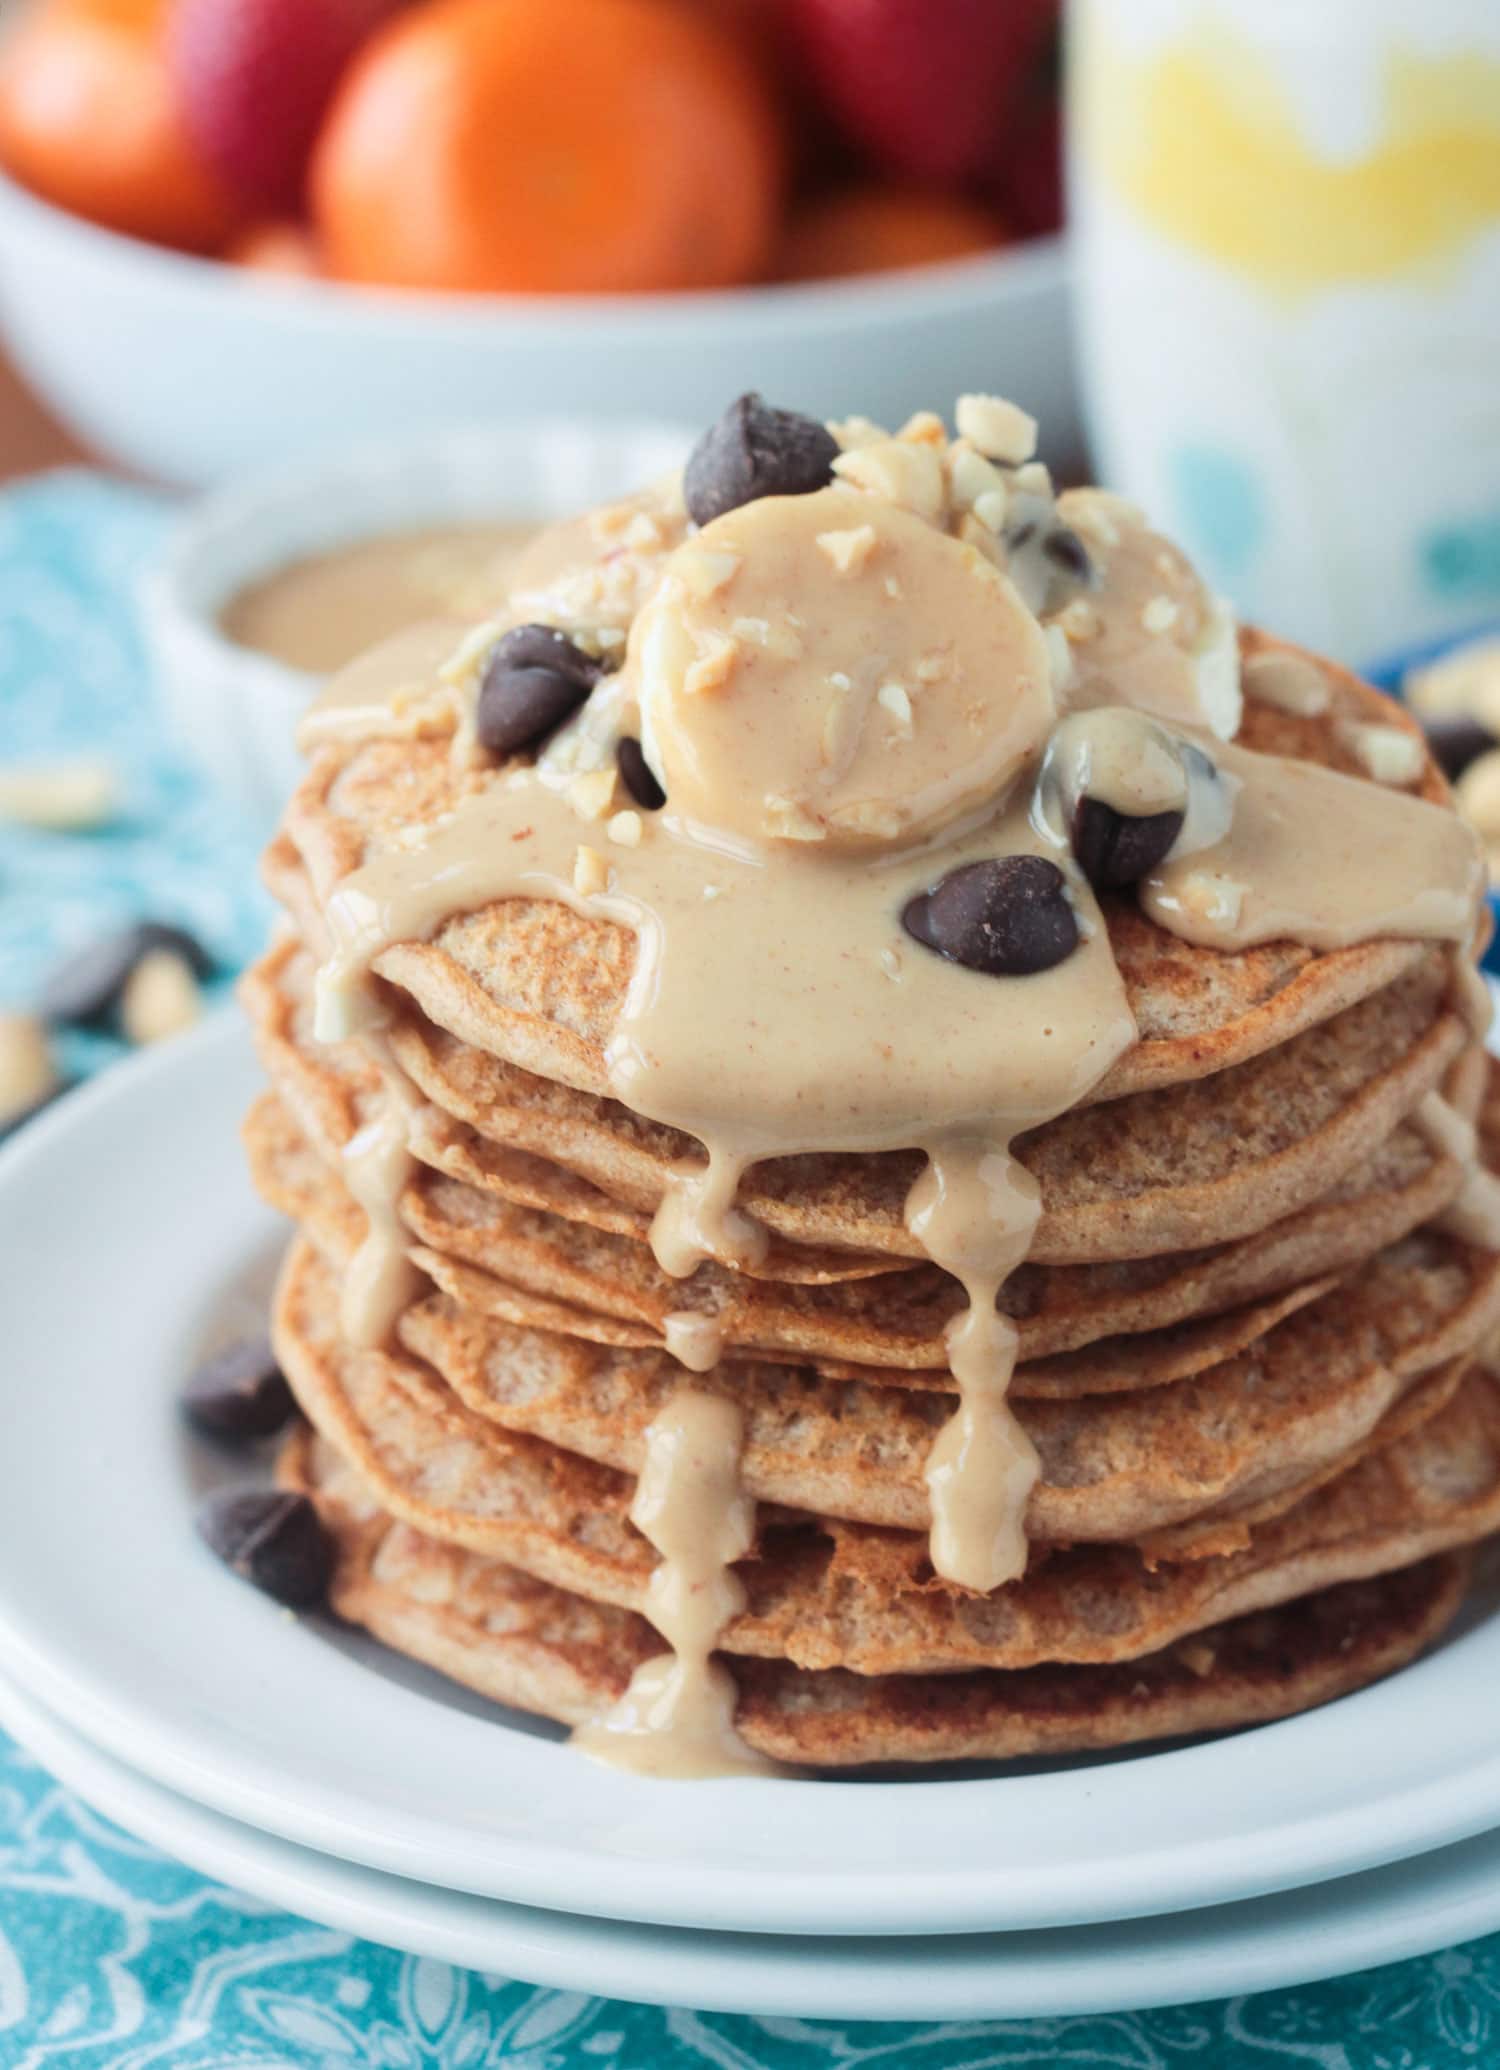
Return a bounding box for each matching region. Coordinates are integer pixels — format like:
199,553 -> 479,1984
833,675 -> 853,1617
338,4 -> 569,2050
242,625 -> 1500,1769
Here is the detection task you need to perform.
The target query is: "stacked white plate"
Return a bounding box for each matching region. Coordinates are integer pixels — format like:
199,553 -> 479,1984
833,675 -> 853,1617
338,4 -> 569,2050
4,1015 -> 1500,2022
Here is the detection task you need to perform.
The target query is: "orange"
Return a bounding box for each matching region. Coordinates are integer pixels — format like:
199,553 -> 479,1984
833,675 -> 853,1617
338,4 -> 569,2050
776,184 -> 1008,283
0,0 -> 240,251
228,220 -> 323,278
310,0 -> 784,294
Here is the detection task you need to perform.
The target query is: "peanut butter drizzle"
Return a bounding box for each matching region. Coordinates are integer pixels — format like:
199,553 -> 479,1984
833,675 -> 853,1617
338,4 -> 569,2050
1141,737 -> 1485,951
339,1027 -> 424,1347
571,1385 -> 781,1778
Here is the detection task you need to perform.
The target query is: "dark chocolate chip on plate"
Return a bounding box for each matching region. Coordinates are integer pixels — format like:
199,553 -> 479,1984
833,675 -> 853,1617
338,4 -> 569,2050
684,393 -> 840,528
616,736 -> 666,811
902,856 -> 1079,976
39,921 -> 213,1026
196,1489 -> 332,1607
1421,712 -> 1497,783
182,1335 -> 295,1441
1071,799 -> 1185,892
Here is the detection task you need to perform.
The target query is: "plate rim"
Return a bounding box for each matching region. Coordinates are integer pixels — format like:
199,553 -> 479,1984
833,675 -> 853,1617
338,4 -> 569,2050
9,1662 -> 1500,2025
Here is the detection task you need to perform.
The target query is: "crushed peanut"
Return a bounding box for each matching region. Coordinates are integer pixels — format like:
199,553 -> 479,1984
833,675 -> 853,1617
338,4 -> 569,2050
0,1012 -> 58,1127
1341,720 -> 1425,787
569,768 -> 618,822
832,438 -> 945,522
1142,595 -> 1180,635
684,631 -> 740,697
816,524 -> 879,576
120,948 -> 202,1046
1242,651 -> 1330,717
678,549 -> 743,599
607,809 -> 643,848
573,845 -> 611,895
955,393 -> 1037,465
876,682 -> 914,735
0,758 -> 119,831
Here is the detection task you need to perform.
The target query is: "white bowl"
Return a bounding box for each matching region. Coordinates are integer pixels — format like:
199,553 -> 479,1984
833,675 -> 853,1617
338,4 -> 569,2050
0,169 -> 1075,487
139,417 -> 693,826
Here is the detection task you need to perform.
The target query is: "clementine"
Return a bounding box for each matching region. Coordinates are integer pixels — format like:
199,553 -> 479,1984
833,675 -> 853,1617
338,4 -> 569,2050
0,0 -> 240,251
311,0 -> 784,294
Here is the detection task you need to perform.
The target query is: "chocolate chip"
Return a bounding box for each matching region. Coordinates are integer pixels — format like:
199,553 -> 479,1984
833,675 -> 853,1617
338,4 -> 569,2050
1042,527 -> 1092,584
39,921 -> 212,1027
196,1489 -> 331,1607
902,857 -> 1079,976
489,623 -> 601,690
1421,713 -> 1497,783
684,394 -> 840,527
1071,800 -> 1185,892
477,663 -> 590,757
182,1336 -> 295,1441
616,737 -> 665,811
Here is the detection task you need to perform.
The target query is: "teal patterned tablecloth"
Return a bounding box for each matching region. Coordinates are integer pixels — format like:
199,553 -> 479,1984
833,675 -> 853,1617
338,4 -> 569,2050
2,470 -> 1498,2069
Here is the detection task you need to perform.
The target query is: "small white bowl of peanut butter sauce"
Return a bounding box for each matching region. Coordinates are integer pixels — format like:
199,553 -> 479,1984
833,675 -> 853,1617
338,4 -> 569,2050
141,418 -> 693,824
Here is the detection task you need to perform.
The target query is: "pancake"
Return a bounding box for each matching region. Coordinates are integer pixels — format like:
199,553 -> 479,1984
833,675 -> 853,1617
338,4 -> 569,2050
283,1424 -> 1470,1767
272,1236 -> 1500,1677
244,928 -> 1462,1267
244,1084 -> 1471,1370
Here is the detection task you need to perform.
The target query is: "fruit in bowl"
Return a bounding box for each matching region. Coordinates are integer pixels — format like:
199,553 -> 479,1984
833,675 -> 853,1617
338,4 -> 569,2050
0,0 -> 1060,293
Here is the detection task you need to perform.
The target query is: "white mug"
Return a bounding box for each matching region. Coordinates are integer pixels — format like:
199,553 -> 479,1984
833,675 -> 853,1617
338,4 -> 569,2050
1068,0 -> 1500,664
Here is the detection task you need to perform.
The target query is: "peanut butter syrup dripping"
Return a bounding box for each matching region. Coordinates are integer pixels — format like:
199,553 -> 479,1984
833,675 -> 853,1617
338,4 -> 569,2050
571,1385 -> 782,1778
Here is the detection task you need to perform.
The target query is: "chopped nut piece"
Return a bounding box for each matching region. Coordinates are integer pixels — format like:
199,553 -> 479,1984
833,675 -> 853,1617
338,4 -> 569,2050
876,682 -> 914,735
0,1012 -> 57,1127
914,655 -> 949,684
1013,460 -> 1053,497
730,616 -> 772,646
677,549 -> 743,599
1058,597 -> 1102,642
955,393 -> 1037,464
573,844 -> 611,895
1342,720 -> 1425,787
1174,872 -> 1245,927
594,626 -> 626,652
946,441 -> 1007,512
120,948 -> 202,1046
897,409 -> 947,446
1142,595 -> 1180,635
973,487 -> 1009,532
0,758 -> 119,831
1044,623 -> 1076,693
764,793 -> 827,842
568,767 -> 617,822
1177,1640 -> 1217,1679
607,809 -> 643,847
816,523 -> 879,575
623,511 -> 663,550
684,631 -> 740,697
955,512 -> 1004,566
1243,651 -> 1329,717
879,946 -> 904,981
828,414 -> 888,451
832,438 -> 945,521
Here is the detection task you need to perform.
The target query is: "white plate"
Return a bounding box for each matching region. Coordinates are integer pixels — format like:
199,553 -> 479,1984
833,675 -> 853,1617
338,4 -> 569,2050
3,1013 -> 1500,1940
12,1664 -> 1500,2023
